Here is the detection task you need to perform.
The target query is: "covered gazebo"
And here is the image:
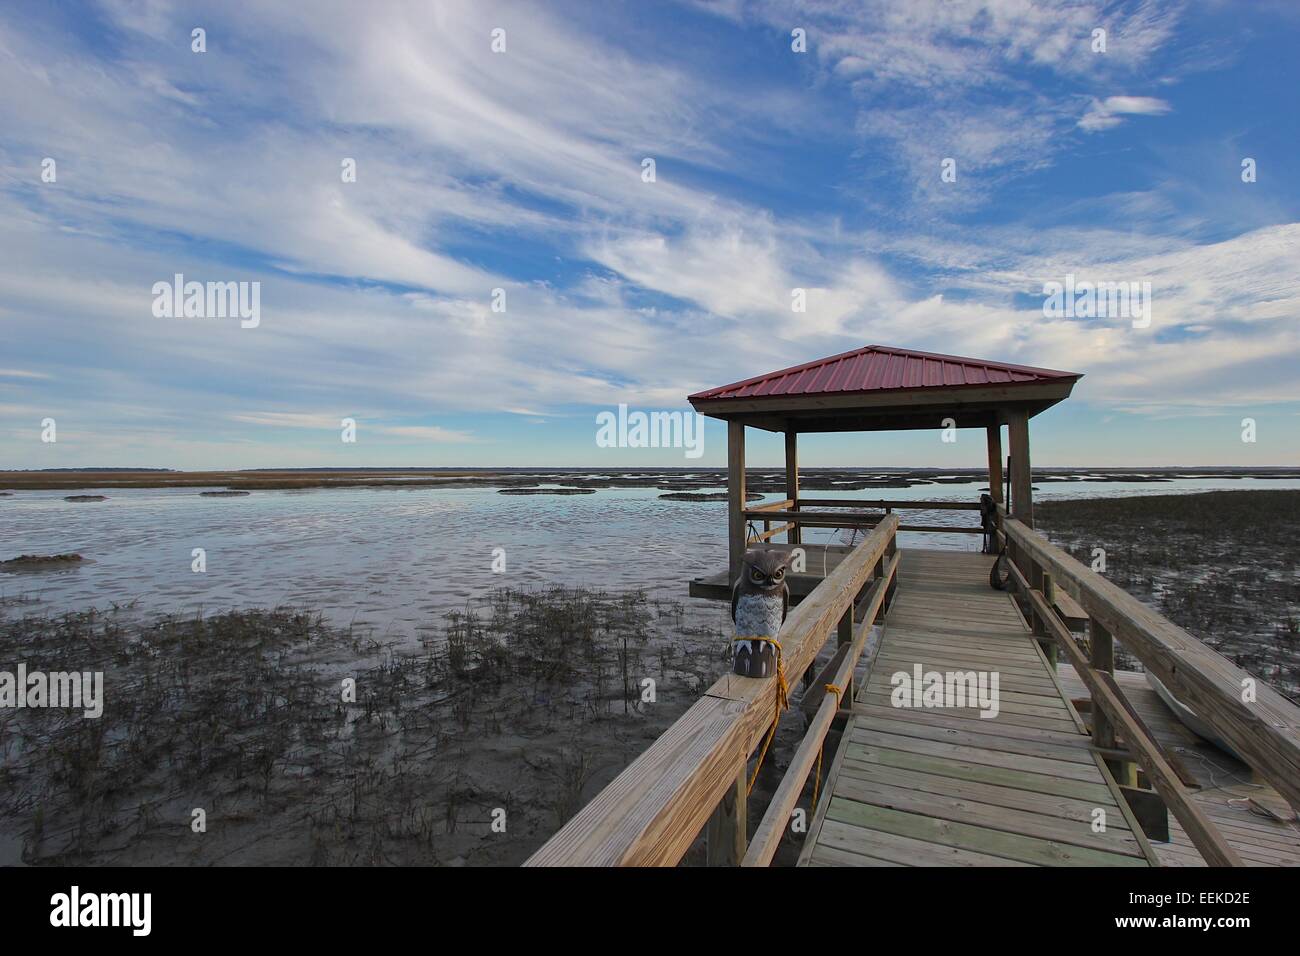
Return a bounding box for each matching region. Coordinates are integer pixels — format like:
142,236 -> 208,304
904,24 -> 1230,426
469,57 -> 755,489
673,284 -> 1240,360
687,344 -> 1083,590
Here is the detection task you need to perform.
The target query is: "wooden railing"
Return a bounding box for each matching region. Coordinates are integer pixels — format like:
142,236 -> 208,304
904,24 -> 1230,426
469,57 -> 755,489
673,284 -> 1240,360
742,548 -> 900,866
997,511 -> 1300,865
744,498 -> 986,539
524,515 -> 900,866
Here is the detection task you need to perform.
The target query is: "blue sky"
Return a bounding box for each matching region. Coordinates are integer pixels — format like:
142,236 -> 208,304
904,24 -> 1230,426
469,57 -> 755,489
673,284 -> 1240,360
1,0 -> 1297,469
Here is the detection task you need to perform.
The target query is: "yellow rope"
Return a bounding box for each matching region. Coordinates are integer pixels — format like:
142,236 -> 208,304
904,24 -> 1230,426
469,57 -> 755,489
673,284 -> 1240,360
731,636 -> 788,795
812,683 -> 844,810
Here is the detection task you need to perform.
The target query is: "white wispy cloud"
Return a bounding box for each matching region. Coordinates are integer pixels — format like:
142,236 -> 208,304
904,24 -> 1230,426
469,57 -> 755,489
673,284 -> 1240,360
0,0 -> 1294,468
1079,95 -> 1172,131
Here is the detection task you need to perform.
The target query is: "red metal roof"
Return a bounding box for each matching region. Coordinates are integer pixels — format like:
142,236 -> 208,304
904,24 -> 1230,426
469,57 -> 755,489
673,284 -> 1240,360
688,344 -> 1082,402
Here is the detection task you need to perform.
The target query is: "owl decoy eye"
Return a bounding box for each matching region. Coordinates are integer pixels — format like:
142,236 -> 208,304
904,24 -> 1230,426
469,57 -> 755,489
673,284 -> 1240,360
772,568 -> 785,581
750,568 -> 765,584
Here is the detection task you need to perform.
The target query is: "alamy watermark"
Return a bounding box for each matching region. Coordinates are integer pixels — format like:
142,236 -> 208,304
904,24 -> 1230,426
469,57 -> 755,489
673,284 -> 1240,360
50,886 -> 150,936
1042,274 -> 1151,328
1,663 -> 103,718
152,273 -> 260,328
596,404 -> 705,459
890,664 -> 1000,719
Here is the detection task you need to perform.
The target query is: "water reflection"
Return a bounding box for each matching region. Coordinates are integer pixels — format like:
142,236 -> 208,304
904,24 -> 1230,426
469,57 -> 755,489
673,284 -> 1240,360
4,477 -> 1296,641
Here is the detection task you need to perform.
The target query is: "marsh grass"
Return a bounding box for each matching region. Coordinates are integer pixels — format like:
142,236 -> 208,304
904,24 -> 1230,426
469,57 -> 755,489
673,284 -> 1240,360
1037,490 -> 1300,699
0,587 -> 727,865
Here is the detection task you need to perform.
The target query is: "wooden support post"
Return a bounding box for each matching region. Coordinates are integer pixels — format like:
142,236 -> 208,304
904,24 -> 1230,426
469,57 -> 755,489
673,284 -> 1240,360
1038,572 -> 1058,669
1006,410 -> 1033,529
784,429 -> 800,546
1090,619 -> 1127,779
728,421 -> 746,584
705,767 -> 747,866
1006,410 -> 1035,592
1091,620 -> 1115,744
837,606 -> 853,647
986,425 -> 1003,505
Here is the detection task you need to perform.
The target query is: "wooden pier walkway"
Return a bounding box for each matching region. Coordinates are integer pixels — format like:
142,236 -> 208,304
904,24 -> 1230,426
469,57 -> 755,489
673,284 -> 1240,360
528,347 -> 1300,867
798,549 -> 1156,867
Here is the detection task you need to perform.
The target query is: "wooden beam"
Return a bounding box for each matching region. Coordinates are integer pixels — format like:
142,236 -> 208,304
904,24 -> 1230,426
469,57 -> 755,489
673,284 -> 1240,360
743,509 -> 882,526
785,429 -> 800,546
728,421 -> 746,583
837,606 -> 853,647
1006,409 -> 1033,528
794,498 -> 982,511
1005,515 -> 1300,812
705,768 -> 747,865
751,522 -> 794,543
1038,572 -> 1058,669
741,510 -> 984,534
986,425 -> 1003,505
524,517 -> 900,866
1091,620 -> 1117,753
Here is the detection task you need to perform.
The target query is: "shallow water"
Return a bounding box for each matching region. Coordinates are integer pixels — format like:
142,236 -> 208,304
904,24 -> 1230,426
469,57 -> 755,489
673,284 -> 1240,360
4,476 -> 1297,640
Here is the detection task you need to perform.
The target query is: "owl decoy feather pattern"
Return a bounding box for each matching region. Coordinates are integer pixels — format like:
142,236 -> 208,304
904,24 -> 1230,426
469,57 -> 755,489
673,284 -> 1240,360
731,548 -> 791,678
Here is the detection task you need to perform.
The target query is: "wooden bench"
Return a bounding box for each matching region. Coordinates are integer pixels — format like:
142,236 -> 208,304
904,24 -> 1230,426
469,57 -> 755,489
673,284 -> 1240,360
1054,589 -> 1087,633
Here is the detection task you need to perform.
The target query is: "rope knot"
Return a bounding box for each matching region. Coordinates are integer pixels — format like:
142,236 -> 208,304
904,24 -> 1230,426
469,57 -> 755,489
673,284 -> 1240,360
730,635 -> 788,796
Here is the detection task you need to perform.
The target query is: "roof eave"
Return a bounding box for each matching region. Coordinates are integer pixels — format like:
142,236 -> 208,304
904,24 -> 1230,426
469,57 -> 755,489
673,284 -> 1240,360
689,377 -> 1081,428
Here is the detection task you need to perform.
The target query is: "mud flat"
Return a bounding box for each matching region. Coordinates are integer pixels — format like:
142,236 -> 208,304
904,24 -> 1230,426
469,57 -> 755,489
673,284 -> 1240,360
496,488 -> 595,495
1036,490 -> 1299,699
0,588 -> 748,866
0,554 -> 83,572
660,491 -> 763,501
0,469 -> 499,492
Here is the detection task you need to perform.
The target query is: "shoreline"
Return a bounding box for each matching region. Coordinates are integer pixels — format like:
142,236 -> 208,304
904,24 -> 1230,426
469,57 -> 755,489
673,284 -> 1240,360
2,465 -> 1298,494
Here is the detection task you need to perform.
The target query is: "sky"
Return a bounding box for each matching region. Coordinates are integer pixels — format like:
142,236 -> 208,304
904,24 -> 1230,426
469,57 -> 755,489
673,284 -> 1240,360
1,0 -> 1297,469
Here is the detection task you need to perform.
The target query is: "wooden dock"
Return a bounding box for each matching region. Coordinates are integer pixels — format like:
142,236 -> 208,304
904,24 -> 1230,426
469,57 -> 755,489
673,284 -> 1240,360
527,346 -> 1300,867
798,549 -> 1156,867
527,507 -> 1300,867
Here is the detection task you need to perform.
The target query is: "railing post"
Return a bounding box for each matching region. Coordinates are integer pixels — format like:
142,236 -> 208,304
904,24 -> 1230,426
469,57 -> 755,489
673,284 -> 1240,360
986,425 -> 1003,506
705,767 -> 747,865
1037,571 -> 1058,669
785,429 -> 800,546
1089,619 -> 1134,783
728,422 -> 746,583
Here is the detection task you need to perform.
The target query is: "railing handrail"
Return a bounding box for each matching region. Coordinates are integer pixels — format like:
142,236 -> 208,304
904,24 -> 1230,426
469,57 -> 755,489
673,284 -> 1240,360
743,508 -> 984,535
524,515 -> 900,867
741,550 -> 901,866
792,498 -> 983,511
999,549 -> 1241,865
1000,514 -> 1300,812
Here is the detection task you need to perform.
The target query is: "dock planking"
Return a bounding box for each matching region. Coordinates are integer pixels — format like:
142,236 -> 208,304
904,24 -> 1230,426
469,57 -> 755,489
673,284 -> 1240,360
798,548 -> 1156,867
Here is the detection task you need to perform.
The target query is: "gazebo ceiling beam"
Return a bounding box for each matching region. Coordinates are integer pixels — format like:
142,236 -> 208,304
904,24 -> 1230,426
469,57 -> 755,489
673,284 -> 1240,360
707,407 -> 1034,434
690,381 -> 1075,420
